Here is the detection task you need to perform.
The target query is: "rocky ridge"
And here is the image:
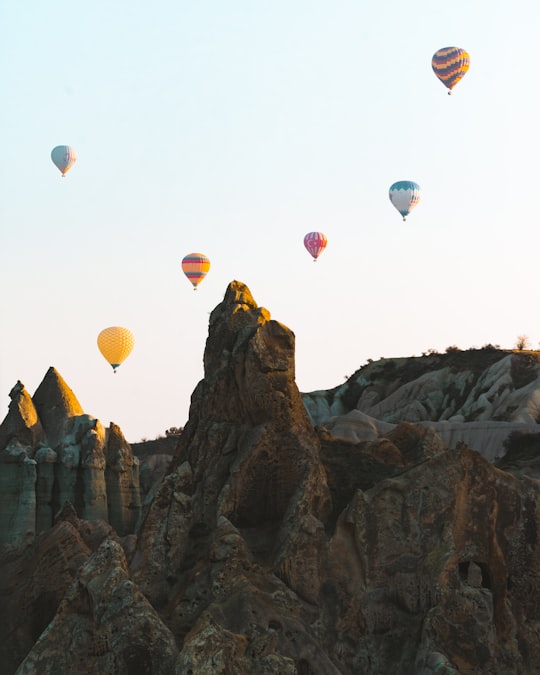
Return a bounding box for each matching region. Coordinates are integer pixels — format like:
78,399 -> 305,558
0,368 -> 141,547
2,282 -> 540,673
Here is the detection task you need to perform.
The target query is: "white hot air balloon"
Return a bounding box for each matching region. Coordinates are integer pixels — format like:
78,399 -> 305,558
51,145 -> 77,176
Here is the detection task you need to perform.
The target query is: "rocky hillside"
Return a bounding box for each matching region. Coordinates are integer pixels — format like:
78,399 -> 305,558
303,348 -> 540,461
2,281 -> 540,674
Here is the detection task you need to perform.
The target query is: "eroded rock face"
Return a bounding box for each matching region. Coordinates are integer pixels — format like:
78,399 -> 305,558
0,368 -> 141,547
131,281 -> 333,669
320,445 -> 540,673
130,286 -> 540,673
15,538 -> 178,675
0,503 -> 121,673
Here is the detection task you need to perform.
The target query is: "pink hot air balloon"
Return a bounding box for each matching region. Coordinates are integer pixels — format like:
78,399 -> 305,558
304,231 -> 328,261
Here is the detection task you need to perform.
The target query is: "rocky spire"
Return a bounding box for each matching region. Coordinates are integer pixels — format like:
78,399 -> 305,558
134,280 -> 332,604
105,422 -> 141,536
178,282 -> 332,536
0,380 -> 43,451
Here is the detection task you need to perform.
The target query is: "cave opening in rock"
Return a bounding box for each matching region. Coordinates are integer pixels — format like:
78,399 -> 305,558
123,645 -> 152,675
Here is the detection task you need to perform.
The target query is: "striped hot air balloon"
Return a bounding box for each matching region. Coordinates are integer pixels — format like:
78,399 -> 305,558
51,145 -> 77,176
389,181 -> 421,221
304,232 -> 328,261
181,253 -> 211,290
432,47 -> 470,94
97,326 -> 135,373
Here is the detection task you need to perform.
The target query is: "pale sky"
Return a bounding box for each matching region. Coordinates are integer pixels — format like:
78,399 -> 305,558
1,1 -> 539,441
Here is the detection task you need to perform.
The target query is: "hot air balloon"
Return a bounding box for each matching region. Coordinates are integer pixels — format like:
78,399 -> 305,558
304,232 -> 328,261
182,253 -> 210,290
51,145 -> 77,176
389,181 -> 421,221
432,47 -> 470,94
97,326 -> 135,373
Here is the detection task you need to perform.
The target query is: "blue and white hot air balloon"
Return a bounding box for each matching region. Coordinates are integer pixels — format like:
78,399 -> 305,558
389,180 -> 421,221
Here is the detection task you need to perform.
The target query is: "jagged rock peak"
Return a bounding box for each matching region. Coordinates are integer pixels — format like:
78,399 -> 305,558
204,280 -> 271,373
32,366 -> 84,434
0,380 -> 43,450
217,279 -> 258,310
105,422 -> 134,466
9,381 -> 24,399
194,280 -> 304,432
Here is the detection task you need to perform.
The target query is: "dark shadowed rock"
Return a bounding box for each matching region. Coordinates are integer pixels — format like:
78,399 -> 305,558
496,429 -> 540,479
15,539 -> 178,675
0,505 -> 123,673
320,444 -> 540,672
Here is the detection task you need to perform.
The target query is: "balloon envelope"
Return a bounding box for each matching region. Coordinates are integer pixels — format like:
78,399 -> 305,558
432,47 -> 470,93
389,181 -> 421,220
304,232 -> 328,261
97,327 -> 135,372
182,253 -> 211,289
51,145 -> 77,175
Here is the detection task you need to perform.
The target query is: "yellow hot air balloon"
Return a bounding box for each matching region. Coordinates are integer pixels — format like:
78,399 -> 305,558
97,326 -> 135,373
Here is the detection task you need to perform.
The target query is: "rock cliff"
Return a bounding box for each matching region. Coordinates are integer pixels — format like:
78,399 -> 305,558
2,282 -> 540,674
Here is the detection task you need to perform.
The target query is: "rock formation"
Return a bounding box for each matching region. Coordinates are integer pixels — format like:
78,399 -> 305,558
2,282 -> 540,673
0,367 -> 141,547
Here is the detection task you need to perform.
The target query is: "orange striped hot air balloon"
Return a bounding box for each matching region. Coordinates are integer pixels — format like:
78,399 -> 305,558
181,253 -> 210,290
432,47 -> 470,94
97,327 -> 135,373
